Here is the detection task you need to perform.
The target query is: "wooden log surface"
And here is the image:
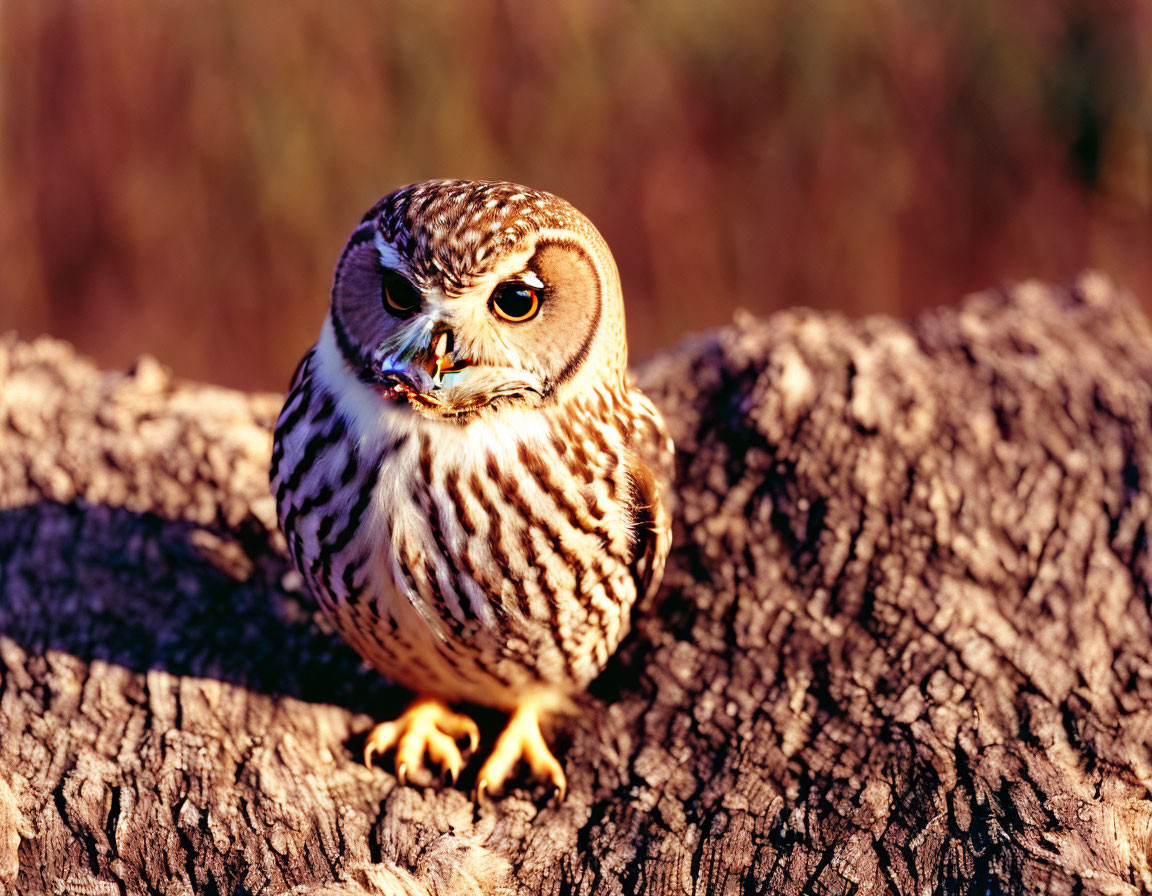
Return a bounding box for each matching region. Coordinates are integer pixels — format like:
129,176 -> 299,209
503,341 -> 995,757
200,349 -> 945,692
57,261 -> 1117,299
3,274 -> 1152,895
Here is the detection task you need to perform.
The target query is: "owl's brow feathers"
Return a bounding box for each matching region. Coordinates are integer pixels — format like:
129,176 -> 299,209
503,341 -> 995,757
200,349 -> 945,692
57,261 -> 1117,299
358,180 -> 592,292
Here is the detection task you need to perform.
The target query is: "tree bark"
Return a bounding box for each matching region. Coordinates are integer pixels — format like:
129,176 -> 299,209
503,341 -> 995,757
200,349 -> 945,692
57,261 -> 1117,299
4,273 -> 1152,896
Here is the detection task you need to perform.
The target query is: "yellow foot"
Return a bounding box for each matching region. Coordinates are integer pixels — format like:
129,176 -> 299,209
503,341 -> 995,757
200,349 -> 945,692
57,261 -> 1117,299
475,705 -> 566,802
363,697 -> 479,786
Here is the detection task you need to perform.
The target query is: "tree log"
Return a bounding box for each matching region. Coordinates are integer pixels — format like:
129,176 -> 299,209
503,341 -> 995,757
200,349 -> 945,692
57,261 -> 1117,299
4,274 -> 1152,895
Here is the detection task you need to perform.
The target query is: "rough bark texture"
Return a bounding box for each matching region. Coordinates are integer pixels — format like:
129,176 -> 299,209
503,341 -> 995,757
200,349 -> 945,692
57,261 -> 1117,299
4,274 -> 1152,896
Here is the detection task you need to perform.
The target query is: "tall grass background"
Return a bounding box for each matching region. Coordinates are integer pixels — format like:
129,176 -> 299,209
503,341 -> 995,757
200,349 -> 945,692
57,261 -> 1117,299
2,0 -> 1149,390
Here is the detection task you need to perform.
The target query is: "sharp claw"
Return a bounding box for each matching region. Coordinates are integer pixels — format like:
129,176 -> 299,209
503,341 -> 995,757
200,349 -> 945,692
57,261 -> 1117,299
475,779 -> 490,805
472,706 -> 567,804
362,701 -> 477,790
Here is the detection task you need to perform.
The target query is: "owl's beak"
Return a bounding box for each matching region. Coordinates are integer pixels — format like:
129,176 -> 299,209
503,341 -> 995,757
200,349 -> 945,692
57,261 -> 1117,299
422,325 -> 472,389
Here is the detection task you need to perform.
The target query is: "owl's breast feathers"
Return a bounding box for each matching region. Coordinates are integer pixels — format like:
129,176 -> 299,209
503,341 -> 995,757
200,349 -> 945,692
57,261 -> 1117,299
271,344 -> 673,706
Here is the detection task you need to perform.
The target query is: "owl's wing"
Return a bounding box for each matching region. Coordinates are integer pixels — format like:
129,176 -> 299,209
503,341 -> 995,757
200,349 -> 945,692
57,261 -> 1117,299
625,389 -> 675,602
625,462 -> 665,602
270,346 -> 317,553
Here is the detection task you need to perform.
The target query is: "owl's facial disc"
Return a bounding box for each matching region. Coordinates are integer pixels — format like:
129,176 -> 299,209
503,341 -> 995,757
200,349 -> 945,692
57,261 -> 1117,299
332,181 -> 620,422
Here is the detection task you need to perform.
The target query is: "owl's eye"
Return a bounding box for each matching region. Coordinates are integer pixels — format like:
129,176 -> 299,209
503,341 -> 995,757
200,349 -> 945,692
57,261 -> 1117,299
382,270 -> 421,318
490,283 -> 540,322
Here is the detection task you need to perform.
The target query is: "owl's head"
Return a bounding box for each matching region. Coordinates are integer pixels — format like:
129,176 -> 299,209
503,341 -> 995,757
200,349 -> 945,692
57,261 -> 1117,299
327,180 -> 628,422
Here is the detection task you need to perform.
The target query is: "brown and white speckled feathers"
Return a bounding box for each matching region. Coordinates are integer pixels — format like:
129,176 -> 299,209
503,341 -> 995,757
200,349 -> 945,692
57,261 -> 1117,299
360,180 -> 610,293
270,179 -> 672,720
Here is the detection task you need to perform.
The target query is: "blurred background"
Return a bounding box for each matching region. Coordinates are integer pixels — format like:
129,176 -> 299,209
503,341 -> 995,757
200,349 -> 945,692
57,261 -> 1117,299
1,0 -> 1150,391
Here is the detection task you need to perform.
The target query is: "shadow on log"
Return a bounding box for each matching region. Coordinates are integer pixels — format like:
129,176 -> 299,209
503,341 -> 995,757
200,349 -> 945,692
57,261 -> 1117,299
3,274 -> 1152,895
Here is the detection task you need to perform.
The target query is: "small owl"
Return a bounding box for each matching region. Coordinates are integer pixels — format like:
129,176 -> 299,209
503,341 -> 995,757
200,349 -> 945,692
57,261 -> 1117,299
271,180 -> 673,799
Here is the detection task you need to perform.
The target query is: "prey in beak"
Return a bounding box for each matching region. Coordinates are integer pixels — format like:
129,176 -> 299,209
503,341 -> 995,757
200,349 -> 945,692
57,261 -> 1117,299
359,319 -> 542,422
361,322 -> 474,412
423,327 -> 472,390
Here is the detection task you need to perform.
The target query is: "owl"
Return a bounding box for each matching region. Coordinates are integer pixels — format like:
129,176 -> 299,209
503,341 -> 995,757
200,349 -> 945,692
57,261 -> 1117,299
270,180 -> 673,799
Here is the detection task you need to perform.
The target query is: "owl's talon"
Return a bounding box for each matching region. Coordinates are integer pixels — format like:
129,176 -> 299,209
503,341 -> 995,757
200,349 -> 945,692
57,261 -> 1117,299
475,705 -> 566,801
363,698 -> 478,787
363,719 -> 401,767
